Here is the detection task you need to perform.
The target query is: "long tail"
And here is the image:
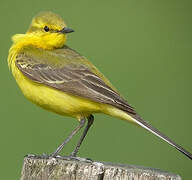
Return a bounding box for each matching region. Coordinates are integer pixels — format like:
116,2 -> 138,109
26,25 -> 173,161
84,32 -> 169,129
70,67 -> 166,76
105,105 -> 192,160
132,113 -> 192,160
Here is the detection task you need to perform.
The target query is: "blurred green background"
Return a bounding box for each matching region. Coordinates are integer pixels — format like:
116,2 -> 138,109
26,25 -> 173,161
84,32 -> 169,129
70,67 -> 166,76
0,0 -> 191,179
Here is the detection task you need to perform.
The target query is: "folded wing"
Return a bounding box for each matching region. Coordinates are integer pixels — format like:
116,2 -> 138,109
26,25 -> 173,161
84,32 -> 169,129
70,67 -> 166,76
16,46 -> 136,115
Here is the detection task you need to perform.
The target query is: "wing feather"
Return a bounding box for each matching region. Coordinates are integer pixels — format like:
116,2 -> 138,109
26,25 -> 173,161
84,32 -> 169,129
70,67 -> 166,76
16,46 -> 136,115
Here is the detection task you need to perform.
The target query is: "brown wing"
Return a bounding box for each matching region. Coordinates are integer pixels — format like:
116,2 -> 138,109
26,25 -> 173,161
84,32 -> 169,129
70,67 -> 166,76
15,46 -> 136,115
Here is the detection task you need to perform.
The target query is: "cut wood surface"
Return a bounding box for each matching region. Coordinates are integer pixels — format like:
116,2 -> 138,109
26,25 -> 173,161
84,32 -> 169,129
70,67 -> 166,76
21,156 -> 181,180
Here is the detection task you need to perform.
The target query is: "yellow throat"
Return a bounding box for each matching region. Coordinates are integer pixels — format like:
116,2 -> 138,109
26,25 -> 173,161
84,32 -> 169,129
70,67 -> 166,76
8,11 -> 72,68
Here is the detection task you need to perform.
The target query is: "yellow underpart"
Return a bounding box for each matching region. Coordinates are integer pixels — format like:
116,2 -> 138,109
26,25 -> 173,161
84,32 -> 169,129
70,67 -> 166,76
11,55 -> 134,122
13,62 -> 102,119
8,33 -> 66,69
12,32 -> 66,50
8,23 -> 134,123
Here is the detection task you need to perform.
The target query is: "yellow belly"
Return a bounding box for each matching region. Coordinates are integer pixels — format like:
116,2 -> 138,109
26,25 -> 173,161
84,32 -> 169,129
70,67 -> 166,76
12,63 -> 104,119
8,38 -> 134,123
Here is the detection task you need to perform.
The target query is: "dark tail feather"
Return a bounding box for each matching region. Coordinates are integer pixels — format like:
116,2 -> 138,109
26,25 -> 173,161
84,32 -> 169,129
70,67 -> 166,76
132,114 -> 192,160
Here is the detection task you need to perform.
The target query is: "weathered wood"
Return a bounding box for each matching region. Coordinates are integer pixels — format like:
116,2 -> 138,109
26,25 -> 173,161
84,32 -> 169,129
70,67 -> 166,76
21,156 -> 181,180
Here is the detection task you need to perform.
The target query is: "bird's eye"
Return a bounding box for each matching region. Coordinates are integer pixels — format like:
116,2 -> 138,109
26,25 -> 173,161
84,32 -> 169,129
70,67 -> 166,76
44,26 -> 49,32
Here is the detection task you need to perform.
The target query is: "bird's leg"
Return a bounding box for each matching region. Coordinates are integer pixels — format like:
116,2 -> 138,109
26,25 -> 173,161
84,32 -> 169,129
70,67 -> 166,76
51,118 -> 86,157
70,115 -> 94,157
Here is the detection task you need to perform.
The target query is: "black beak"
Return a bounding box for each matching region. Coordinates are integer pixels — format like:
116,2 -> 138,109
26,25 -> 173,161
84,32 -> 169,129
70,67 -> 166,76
60,27 -> 74,34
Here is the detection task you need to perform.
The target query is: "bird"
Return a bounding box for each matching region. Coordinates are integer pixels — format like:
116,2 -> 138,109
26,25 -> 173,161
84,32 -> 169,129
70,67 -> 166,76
8,11 -> 192,160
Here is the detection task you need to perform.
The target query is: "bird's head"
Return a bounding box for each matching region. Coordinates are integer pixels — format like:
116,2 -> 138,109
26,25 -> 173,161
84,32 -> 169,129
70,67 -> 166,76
13,12 -> 74,50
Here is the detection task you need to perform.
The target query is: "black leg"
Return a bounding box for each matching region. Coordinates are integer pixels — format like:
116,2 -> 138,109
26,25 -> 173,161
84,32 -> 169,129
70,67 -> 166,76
51,118 -> 86,157
70,115 -> 94,157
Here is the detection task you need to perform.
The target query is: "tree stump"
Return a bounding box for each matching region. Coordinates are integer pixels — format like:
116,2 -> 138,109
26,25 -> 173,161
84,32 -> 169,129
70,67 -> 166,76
20,156 -> 181,180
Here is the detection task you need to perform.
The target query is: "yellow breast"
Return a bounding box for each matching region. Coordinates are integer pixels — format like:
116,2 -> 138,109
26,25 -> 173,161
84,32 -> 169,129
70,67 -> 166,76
11,61 -> 104,119
8,39 -> 134,123
7,35 -> 107,120
12,63 -> 134,123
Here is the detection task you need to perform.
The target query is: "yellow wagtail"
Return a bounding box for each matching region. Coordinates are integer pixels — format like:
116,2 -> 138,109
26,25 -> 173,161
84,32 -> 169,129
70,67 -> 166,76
8,12 -> 192,159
